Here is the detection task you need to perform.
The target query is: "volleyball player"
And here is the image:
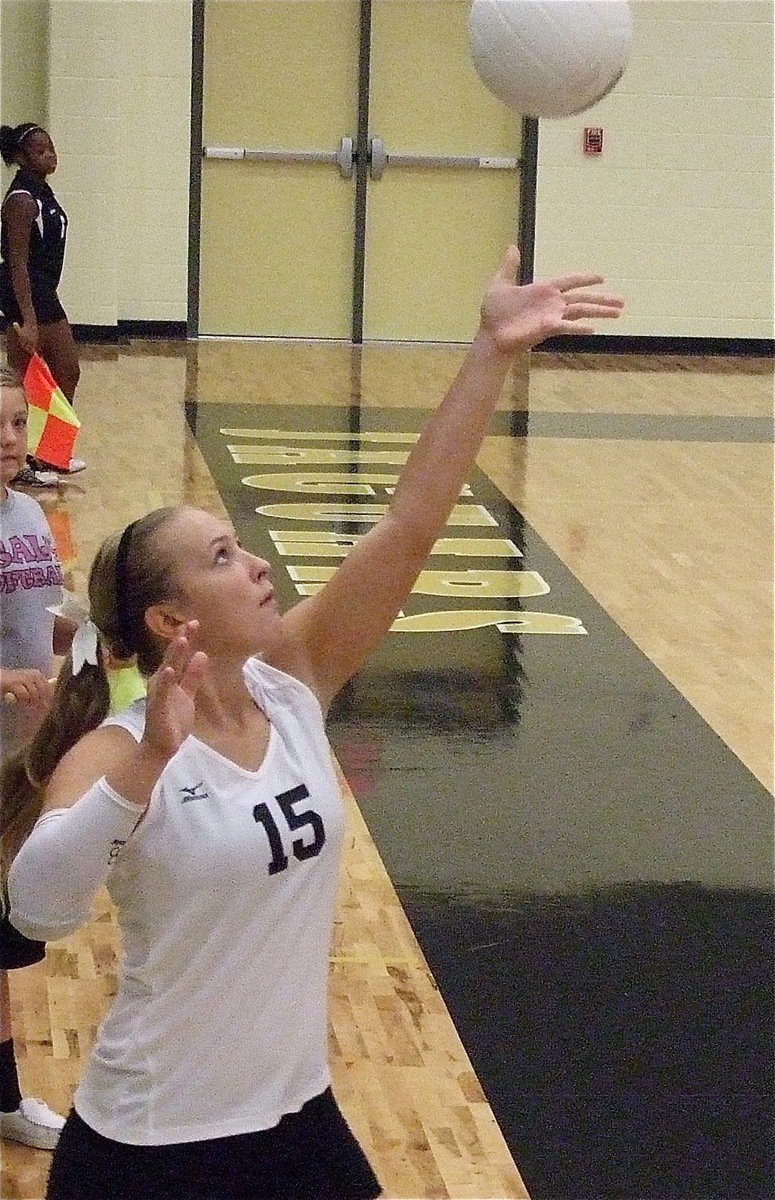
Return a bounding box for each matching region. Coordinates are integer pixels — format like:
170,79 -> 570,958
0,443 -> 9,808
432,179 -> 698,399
4,248 -> 623,1198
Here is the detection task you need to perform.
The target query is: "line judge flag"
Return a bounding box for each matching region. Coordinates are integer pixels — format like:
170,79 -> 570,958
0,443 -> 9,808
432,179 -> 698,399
23,352 -> 80,470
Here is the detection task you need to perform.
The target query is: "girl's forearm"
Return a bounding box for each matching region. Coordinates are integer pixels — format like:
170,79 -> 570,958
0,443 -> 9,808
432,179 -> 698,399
389,329 -> 515,547
103,741 -> 170,809
9,261 -> 35,324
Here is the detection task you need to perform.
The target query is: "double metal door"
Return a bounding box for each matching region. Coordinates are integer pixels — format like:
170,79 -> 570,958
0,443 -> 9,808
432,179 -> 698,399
198,1 -> 525,341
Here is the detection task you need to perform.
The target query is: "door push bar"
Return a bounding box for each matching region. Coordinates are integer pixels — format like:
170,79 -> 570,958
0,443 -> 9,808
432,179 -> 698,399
368,137 -> 519,180
202,137 -> 519,181
203,138 -> 355,178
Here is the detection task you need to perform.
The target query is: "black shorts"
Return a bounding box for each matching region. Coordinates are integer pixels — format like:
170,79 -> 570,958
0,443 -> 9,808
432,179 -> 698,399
0,263 -> 67,326
46,1090 -> 382,1200
0,904 -> 45,970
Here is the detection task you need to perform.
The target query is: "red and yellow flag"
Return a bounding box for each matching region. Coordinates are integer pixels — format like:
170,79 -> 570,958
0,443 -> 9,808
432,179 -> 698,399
23,352 -> 80,470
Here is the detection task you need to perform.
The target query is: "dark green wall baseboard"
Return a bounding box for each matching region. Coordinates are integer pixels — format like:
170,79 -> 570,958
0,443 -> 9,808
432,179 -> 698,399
536,334 -> 774,358
70,321 -> 188,342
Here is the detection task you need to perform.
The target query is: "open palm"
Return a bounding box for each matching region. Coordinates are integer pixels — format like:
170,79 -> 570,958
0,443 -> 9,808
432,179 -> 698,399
142,622 -> 208,761
480,245 -> 624,352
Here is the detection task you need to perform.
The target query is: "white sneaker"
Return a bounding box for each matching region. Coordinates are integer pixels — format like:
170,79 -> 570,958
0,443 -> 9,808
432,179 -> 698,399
29,455 -> 86,475
0,1097 -> 66,1150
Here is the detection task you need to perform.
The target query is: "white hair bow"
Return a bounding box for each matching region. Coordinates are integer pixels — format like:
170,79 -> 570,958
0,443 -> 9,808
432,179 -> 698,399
47,590 -> 100,675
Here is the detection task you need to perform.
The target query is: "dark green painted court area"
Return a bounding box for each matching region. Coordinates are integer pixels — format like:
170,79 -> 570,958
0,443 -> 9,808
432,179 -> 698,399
188,400 -> 774,1200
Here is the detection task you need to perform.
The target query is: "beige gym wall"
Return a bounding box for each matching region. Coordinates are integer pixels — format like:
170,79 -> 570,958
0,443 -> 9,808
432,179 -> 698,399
4,1 -> 773,341
0,0 -> 48,180
533,0 -> 774,339
42,0 -> 191,326
115,0 -> 192,322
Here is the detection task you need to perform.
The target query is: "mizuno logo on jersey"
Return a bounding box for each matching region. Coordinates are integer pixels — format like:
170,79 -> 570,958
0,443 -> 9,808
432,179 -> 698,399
180,782 -> 210,803
108,839 -> 126,865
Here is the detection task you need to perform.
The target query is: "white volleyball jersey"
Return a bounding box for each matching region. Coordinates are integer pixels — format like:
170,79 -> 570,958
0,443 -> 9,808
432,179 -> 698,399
74,658 -> 345,1145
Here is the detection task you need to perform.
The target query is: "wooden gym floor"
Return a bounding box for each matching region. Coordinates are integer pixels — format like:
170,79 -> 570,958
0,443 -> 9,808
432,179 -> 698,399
1,340 -> 772,1199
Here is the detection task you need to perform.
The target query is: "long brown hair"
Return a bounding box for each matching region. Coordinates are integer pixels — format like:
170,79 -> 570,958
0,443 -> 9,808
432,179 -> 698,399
1,506 -> 182,871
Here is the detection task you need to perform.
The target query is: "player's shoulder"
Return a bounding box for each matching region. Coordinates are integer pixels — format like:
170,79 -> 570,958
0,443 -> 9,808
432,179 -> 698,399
1,186 -> 38,214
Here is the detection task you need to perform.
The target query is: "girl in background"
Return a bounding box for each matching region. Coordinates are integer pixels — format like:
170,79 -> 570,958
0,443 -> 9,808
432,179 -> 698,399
0,365 -> 74,1148
0,123 -> 84,485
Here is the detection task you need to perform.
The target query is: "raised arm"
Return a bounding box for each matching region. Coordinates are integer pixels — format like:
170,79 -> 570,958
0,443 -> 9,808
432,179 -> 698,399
277,247 -> 624,710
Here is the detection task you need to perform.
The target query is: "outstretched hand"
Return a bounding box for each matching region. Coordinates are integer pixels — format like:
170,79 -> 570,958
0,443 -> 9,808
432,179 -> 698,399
479,245 -> 624,353
141,621 -> 208,762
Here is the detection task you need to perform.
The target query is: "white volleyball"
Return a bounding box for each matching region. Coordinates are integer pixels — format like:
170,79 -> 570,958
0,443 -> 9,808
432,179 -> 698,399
469,0 -> 633,119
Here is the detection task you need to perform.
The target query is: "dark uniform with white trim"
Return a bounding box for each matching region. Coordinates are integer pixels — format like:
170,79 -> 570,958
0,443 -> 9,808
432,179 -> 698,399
0,168 -> 68,325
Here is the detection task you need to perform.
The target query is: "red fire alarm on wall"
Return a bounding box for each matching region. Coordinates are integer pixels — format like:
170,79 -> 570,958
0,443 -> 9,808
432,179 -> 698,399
583,127 -> 604,155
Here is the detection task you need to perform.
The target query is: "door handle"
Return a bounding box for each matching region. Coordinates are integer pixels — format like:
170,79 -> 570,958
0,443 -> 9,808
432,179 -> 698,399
368,136 -> 519,181
203,137 -> 354,179
336,137 -> 354,179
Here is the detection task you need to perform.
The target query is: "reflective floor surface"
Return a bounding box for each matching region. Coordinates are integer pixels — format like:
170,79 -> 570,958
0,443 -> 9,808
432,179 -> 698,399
186,347 -> 773,1199
2,339 -> 772,1200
